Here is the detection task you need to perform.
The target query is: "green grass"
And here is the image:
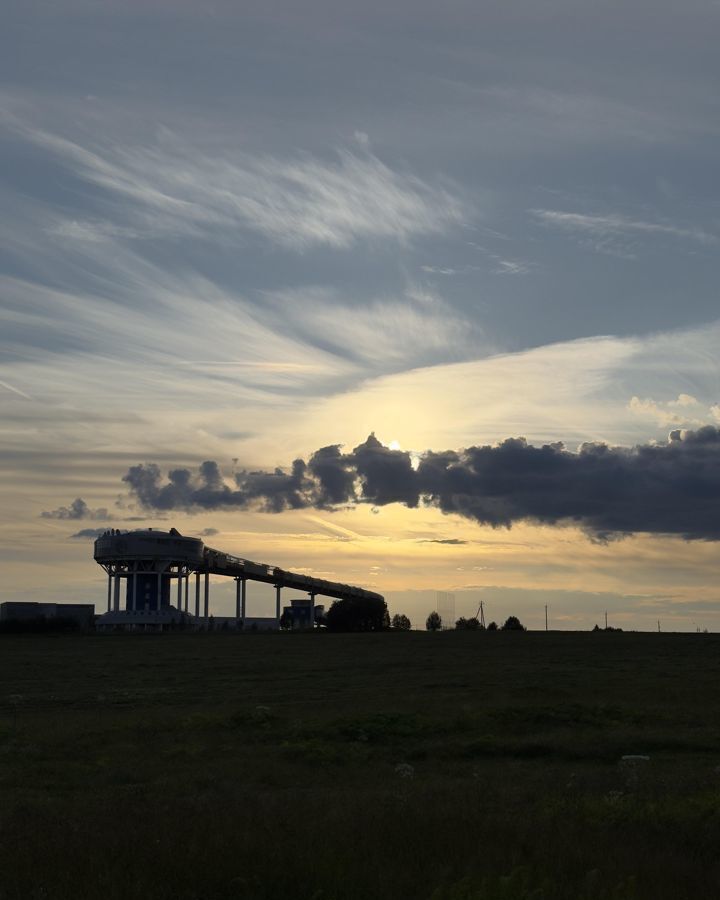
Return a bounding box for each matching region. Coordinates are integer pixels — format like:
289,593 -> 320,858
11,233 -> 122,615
2,631 -> 720,899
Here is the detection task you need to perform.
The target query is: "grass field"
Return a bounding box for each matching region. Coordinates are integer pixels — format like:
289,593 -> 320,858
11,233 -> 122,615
2,631 -> 720,900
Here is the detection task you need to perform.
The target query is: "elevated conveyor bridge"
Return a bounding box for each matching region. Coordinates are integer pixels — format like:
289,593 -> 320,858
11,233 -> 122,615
94,527 -> 383,629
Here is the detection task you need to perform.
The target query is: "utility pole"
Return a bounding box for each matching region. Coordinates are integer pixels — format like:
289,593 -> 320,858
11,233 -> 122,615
605,610 -> 608,630
544,604 -> 548,632
658,619 -> 661,633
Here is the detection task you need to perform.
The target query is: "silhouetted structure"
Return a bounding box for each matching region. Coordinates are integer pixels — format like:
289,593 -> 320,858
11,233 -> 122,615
0,602 -> 95,630
94,528 -> 382,631
436,591 -> 455,630
281,597 -> 325,630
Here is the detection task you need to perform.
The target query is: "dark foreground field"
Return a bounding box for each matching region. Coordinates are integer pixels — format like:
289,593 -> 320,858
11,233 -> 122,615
2,631 -> 720,900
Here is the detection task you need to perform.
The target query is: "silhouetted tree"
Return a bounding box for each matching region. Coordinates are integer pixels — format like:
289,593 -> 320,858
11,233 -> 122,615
426,611 -> 442,631
487,621 -> 498,631
501,615 -> 526,631
326,596 -> 389,632
391,613 -> 412,631
455,616 -> 481,630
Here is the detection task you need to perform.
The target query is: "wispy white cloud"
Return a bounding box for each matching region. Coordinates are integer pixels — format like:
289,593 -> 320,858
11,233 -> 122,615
46,220 -> 141,242
493,259 -> 530,276
421,256 -> 530,278
270,319 -> 720,458
421,265 -> 458,276
627,393 -> 706,427
12,117 -> 468,251
0,379 -> 32,400
531,209 -> 717,253
263,285 -> 482,371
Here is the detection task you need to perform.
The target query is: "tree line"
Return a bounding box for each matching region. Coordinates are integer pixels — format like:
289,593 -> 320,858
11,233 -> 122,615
426,611 -> 526,631
319,596 -> 527,632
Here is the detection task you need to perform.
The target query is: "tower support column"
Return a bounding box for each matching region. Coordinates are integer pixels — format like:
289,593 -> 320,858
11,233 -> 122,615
309,592 -> 316,629
204,570 -> 210,626
157,571 -> 162,611
195,571 -> 200,617
113,575 -> 121,612
241,578 -> 247,621
275,584 -> 282,627
107,573 -> 112,613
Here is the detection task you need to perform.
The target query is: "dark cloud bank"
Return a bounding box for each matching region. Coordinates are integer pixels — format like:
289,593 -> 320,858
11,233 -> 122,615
42,498 -> 109,521
117,428 -> 720,541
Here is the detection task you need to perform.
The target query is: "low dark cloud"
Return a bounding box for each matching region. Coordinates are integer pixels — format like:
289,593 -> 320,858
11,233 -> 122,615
419,538 -> 468,545
70,527 -> 111,539
198,527 -> 219,537
120,428 -> 720,541
42,498 -> 109,520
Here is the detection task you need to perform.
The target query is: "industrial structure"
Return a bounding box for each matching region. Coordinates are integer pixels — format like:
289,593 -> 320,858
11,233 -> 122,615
94,528 -> 383,631
0,602 -> 95,629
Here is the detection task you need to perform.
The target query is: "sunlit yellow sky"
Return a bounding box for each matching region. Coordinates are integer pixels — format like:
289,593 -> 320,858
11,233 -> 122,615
4,1 -> 720,630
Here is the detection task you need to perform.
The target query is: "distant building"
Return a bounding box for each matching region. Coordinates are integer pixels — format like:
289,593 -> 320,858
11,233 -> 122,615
0,602 -> 95,629
282,597 -> 325,629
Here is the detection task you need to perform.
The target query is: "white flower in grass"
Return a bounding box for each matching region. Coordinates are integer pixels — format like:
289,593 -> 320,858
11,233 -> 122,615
394,763 -> 415,779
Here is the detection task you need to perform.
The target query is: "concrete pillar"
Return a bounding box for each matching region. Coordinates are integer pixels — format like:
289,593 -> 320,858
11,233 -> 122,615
195,571 -> 200,617
204,570 -> 210,625
113,575 -> 121,612
107,573 -> 112,613
157,571 -> 162,611
275,584 -> 282,627
132,571 -> 138,612
184,575 -> 189,613
309,593 -> 316,629
235,578 -> 241,621
241,578 -> 247,621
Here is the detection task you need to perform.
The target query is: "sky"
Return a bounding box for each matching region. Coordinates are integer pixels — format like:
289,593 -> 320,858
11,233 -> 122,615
3,0 -> 720,630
